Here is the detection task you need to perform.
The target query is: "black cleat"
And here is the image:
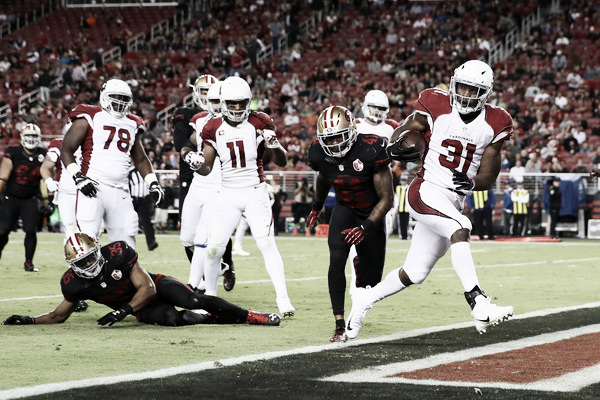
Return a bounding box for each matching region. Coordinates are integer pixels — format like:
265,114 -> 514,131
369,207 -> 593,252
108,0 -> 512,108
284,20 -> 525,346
24,262 -> 38,272
222,262 -> 235,291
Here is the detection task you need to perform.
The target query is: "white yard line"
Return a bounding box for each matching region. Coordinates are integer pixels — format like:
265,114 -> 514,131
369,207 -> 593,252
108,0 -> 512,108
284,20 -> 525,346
1,302 -> 599,400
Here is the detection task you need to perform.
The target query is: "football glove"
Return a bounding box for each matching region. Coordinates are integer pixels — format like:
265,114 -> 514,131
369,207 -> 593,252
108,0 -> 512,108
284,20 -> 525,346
41,203 -> 55,218
148,181 -> 164,206
184,151 -> 205,171
44,177 -> 59,192
73,172 -> 98,197
386,137 -> 422,162
451,169 -> 476,191
2,315 -> 34,325
261,129 -> 281,149
341,226 -> 368,245
97,305 -> 133,327
306,209 -> 320,228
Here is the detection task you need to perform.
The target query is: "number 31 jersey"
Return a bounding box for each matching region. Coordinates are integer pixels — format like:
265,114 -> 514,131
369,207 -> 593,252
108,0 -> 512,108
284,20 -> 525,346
69,105 -> 145,188
414,88 -> 513,192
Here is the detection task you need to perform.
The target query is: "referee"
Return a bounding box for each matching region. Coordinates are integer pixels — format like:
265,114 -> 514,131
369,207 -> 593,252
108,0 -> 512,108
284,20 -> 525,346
129,167 -> 158,251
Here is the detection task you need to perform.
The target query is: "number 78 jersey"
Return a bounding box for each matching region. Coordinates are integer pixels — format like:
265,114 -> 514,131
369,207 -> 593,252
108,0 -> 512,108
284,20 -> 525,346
201,112 -> 271,189
414,88 -> 513,192
69,104 -> 145,188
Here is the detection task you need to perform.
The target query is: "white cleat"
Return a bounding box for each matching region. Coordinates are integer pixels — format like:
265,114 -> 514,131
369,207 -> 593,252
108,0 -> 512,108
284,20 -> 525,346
346,287 -> 374,339
471,295 -> 514,334
276,297 -> 295,317
232,248 -> 250,256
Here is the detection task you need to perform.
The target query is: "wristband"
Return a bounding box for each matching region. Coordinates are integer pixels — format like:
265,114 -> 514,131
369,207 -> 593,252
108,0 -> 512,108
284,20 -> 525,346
144,173 -> 158,186
361,219 -> 375,233
122,304 -> 134,315
312,202 -> 324,211
66,163 -> 81,177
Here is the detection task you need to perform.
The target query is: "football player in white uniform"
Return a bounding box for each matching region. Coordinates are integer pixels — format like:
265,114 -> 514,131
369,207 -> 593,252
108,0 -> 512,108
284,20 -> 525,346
191,76 -> 295,317
181,80 -> 237,293
348,90 -> 401,294
60,79 -> 164,249
346,60 -> 514,339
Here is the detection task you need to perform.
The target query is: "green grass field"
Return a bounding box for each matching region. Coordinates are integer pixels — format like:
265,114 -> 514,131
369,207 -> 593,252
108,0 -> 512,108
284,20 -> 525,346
1,232 -> 599,398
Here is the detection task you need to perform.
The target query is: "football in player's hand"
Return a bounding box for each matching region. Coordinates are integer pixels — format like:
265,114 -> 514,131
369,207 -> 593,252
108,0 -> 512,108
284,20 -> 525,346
397,130 -> 426,156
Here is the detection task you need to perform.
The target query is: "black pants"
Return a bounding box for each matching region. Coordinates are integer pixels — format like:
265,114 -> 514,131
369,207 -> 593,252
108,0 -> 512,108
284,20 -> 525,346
397,212 -> 410,239
550,209 -> 560,236
473,209 -> 494,240
0,195 -> 40,262
327,205 -> 386,316
132,196 -> 156,249
138,274 -> 248,326
513,214 -> 528,236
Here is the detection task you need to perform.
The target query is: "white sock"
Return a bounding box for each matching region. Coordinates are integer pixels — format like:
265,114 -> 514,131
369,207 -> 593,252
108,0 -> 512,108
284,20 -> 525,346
368,267 -> 406,303
188,245 -> 206,289
255,236 -> 289,299
204,246 -> 225,296
450,241 -> 480,292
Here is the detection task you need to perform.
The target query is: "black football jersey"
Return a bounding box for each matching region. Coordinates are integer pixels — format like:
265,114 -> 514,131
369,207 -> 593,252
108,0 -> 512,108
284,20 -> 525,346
173,106 -> 200,183
308,134 -> 390,218
60,241 -> 153,310
3,145 -> 46,198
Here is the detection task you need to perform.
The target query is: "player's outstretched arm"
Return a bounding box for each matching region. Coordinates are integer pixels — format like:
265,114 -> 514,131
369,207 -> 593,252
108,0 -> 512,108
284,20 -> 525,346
3,299 -> 77,325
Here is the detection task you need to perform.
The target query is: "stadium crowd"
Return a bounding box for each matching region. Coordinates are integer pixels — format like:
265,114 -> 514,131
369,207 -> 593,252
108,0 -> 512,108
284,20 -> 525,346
0,0 -> 599,181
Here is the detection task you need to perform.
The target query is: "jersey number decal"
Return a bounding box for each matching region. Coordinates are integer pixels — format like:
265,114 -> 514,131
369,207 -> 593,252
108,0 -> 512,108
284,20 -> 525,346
439,139 -> 476,173
333,177 -> 368,209
103,126 -> 131,153
226,140 -> 246,168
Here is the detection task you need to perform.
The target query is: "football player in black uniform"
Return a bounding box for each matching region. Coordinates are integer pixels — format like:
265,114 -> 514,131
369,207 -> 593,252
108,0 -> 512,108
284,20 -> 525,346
2,233 -> 280,327
0,124 -> 46,272
305,106 -> 393,342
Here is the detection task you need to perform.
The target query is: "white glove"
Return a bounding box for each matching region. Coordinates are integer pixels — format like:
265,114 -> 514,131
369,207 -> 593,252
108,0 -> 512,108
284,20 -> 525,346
184,151 -> 205,171
45,177 -> 59,192
261,129 -> 280,149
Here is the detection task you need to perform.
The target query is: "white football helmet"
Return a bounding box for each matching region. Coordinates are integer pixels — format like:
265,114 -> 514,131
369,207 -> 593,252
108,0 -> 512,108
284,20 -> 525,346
206,81 -> 222,116
317,105 -> 357,158
220,76 -> 252,123
449,60 -> 494,114
191,74 -> 217,110
20,123 -> 42,150
64,233 -> 104,279
100,79 -> 133,118
362,90 -> 389,124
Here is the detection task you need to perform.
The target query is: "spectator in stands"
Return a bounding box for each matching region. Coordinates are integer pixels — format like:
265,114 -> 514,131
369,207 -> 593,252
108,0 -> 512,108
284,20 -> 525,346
551,50 -> 567,71
509,159 -> 525,183
571,159 -> 589,173
566,65 -> 583,91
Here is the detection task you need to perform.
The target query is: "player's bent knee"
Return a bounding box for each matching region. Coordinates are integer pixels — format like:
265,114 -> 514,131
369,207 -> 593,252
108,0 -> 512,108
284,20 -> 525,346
402,267 -> 427,285
451,228 -> 471,243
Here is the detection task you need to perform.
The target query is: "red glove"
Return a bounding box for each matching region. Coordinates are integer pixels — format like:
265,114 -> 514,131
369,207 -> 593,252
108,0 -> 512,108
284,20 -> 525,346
341,226 -> 367,245
306,209 -> 320,228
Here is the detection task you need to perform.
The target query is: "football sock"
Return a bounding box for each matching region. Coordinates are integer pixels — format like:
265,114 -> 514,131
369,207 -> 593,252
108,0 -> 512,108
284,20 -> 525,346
188,244 -> 206,289
450,241 -> 480,292
369,267 -> 406,302
256,236 -> 289,299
